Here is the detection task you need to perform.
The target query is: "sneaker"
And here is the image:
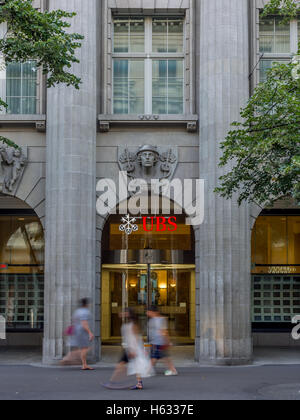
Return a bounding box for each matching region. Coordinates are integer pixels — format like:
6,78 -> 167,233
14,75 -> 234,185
164,370 -> 178,376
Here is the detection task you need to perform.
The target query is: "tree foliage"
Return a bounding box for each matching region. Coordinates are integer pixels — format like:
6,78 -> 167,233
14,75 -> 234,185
216,0 -> 300,207
0,0 -> 83,147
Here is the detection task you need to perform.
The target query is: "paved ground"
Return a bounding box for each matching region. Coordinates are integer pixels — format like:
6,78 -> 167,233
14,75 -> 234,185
1,364 -> 300,400
2,346 -> 300,367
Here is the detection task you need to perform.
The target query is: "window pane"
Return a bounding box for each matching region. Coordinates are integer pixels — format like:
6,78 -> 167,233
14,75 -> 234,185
7,79 -> 21,97
21,98 -> 36,114
168,79 -> 183,98
153,78 -> 167,97
22,61 -> 37,79
114,18 -> 129,53
129,79 -> 144,98
168,19 -> 184,53
152,60 -> 183,115
130,98 -> 144,114
113,99 -> 128,114
6,98 -> 21,114
260,17 -> 290,54
251,275 -> 300,323
153,98 -> 167,114
153,60 -> 167,78
260,17 -> 274,53
114,79 -> 128,99
288,217 -> 300,266
168,60 -> 183,78
6,62 -> 21,78
275,17 -> 290,53
129,61 -> 144,113
130,19 -> 145,53
114,60 -> 128,78
6,61 -> 37,114
260,60 -> 272,82
153,19 -> 168,53
22,79 -> 37,97
260,59 -> 288,82
114,18 -> 145,53
253,216 -> 287,266
152,18 -> 184,53
130,60 -> 144,79
168,98 -> 183,114
113,60 -> 144,114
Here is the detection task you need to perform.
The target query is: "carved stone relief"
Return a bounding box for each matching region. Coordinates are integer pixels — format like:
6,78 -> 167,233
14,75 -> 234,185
0,144 -> 27,194
118,145 -> 178,183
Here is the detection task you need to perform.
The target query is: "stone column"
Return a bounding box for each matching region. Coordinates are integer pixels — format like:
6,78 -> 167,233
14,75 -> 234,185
43,0 -> 98,364
196,0 -> 252,364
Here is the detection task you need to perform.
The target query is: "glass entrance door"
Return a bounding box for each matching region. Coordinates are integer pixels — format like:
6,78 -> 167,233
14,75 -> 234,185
101,264 -> 195,344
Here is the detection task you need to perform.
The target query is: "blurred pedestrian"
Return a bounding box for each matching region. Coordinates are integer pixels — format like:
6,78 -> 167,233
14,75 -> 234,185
147,306 -> 178,376
61,298 -> 94,371
103,308 -> 153,390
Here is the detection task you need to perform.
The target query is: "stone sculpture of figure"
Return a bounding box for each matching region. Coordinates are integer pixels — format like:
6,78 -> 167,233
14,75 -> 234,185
137,145 -> 159,173
118,144 -> 178,183
0,144 -> 27,192
8,149 -> 26,192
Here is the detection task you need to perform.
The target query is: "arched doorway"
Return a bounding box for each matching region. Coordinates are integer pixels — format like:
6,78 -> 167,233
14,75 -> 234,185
0,195 -> 44,347
100,206 -> 196,346
251,208 -> 300,346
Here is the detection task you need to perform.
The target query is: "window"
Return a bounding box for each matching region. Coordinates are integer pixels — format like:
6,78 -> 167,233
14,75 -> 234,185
252,275 -> 300,324
260,17 -> 290,54
259,59 -> 290,82
0,214 -> 44,331
259,16 -> 300,82
112,17 -> 185,115
6,61 -> 38,114
252,216 -> 300,273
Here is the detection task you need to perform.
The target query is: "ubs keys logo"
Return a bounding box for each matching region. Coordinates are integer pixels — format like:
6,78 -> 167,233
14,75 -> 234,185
0,316 -> 6,340
291,315 -> 300,340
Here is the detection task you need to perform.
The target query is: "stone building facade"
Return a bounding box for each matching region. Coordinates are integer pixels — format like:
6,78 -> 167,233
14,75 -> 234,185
0,0 -> 299,365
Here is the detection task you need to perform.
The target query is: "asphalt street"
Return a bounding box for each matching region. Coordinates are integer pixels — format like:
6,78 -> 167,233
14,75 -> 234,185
1,364 -> 300,400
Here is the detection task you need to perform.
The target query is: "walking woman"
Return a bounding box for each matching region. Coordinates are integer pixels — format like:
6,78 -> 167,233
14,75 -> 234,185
103,308 -> 153,390
62,298 -> 95,371
126,308 -> 154,389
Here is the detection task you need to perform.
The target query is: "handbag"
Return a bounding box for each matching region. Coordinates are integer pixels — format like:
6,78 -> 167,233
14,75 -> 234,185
64,325 -> 74,336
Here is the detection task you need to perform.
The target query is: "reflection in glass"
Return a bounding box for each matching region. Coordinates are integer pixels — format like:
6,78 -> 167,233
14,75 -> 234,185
6,61 -> 37,115
114,18 -> 145,53
0,214 -> 44,330
152,60 -> 184,115
260,59 -> 288,82
260,17 -> 290,54
101,265 -> 195,344
113,60 -> 145,114
252,215 -> 300,274
288,217 -> 300,266
152,18 -> 184,53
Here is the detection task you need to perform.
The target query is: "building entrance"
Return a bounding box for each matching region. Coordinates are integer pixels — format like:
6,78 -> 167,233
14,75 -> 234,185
101,211 -> 196,345
101,263 -> 195,344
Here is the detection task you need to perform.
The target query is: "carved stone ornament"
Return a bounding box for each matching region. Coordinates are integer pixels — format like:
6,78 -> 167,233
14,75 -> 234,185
0,143 -> 27,194
118,145 -> 178,183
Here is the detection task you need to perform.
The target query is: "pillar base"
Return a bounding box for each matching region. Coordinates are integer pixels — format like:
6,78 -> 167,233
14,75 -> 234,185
197,357 -> 253,367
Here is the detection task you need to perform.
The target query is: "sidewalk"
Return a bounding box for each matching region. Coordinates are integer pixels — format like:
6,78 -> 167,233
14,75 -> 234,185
1,364 -> 300,400
1,346 -> 300,367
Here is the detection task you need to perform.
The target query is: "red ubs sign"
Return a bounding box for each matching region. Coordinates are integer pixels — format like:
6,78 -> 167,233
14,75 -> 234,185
142,216 -> 177,232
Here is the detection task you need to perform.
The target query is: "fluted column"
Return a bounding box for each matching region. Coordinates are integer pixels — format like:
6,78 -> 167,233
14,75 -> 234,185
197,0 -> 252,364
43,0 -> 98,364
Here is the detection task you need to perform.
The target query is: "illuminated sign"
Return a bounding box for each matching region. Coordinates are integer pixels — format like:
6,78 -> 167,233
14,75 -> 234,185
268,266 -> 297,275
